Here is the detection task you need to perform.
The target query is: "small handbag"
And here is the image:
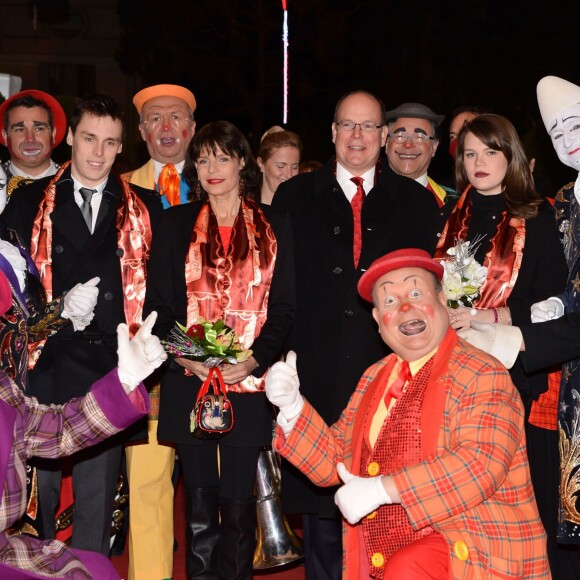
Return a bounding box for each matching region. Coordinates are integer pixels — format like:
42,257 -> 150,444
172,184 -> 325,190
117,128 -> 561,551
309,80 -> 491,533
190,366 -> 234,439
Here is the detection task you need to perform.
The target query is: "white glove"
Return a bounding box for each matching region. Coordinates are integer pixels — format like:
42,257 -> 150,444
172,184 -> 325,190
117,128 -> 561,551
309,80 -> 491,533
62,277 -> 100,331
334,462 -> 392,525
265,350 -> 304,433
458,321 -> 523,369
117,311 -> 167,393
530,297 -> 564,323
0,241 -> 27,292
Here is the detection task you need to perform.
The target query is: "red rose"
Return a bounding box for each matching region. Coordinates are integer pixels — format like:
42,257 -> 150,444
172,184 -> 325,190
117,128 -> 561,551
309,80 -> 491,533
186,324 -> 205,340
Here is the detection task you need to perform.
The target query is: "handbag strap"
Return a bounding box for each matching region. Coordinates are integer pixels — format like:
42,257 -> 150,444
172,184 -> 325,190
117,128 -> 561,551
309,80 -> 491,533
198,366 -> 228,399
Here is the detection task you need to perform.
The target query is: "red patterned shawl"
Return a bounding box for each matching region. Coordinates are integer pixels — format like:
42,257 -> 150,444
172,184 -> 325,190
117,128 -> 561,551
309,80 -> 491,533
434,186 -> 525,309
28,161 -> 153,366
185,198 -> 277,393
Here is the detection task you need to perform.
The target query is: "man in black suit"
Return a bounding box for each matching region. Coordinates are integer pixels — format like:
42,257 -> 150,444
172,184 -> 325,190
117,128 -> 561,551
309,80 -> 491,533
271,89 -> 439,580
1,93 -> 162,556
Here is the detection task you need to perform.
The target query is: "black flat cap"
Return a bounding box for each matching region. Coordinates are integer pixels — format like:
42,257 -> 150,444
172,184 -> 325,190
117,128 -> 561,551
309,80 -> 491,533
384,102 -> 445,127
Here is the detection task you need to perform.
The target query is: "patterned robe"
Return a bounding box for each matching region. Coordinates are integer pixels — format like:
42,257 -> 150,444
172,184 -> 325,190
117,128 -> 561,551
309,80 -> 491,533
0,229 -> 67,388
554,181 -> 580,542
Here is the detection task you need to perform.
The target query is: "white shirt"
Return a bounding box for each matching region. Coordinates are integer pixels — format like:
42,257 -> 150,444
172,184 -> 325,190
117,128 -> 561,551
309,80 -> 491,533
415,172 -> 429,188
336,163 -> 375,203
9,159 -> 59,179
72,178 -> 106,233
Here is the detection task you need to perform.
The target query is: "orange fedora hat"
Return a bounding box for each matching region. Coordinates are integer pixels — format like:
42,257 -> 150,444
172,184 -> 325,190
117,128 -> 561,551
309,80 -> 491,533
132,84 -> 196,115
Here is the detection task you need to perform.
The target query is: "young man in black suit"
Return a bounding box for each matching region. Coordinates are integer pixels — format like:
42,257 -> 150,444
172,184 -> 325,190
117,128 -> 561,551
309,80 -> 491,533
1,93 -> 162,557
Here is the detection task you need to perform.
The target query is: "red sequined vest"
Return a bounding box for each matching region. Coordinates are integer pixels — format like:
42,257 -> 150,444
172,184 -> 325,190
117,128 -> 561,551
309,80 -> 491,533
361,358 -> 435,579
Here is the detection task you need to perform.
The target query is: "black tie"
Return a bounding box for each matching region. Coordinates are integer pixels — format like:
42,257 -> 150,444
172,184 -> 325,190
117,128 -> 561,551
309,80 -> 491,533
79,187 -> 96,232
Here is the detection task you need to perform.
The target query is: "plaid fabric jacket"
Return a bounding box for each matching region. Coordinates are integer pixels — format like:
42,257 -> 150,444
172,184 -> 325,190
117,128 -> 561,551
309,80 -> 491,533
0,369 -> 149,578
276,330 -> 550,579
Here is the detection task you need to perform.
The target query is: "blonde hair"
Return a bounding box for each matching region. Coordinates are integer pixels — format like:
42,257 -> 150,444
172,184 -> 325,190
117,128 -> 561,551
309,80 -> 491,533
257,126 -> 303,163
260,125 -> 285,142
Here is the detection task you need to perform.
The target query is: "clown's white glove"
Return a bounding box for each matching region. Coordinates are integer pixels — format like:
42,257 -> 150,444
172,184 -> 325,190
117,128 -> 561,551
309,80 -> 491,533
0,241 -> 27,292
265,350 -> 304,435
334,463 -> 392,525
61,277 -> 100,331
458,321 -> 523,369
531,297 -> 564,323
117,311 -> 167,393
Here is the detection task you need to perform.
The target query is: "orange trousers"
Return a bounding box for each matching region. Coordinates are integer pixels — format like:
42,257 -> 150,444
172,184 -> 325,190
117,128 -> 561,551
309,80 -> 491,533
384,533 -> 449,579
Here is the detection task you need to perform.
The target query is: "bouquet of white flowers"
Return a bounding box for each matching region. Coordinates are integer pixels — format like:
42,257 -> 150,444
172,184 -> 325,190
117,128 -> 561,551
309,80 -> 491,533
440,238 -> 488,309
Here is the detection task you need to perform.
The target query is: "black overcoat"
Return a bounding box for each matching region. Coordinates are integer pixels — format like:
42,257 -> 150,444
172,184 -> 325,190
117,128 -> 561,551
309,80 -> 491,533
271,158 -> 440,515
1,166 -> 162,405
143,201 -> 296,448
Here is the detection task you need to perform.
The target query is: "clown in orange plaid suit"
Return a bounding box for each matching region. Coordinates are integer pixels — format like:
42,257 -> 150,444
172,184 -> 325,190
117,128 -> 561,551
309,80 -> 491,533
266,248 -> 549,579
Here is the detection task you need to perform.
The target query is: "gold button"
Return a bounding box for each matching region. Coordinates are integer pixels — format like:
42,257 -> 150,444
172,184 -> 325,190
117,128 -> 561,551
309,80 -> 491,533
454,541 -> 469,561
367,462 -> 380,476
366,510 -> 377,519
371,552 -> 384,567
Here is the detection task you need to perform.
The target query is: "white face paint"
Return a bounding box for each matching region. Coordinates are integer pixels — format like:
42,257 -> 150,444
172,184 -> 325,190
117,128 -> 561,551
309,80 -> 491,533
549,103 -> 580,171
0,165 -> 7,215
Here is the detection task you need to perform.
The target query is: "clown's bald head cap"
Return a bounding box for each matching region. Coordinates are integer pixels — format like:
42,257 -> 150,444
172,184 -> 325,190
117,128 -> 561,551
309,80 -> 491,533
537,75 -> 580,132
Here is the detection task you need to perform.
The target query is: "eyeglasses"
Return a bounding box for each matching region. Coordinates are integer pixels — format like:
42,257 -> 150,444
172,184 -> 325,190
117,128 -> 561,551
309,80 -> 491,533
335,120 -> 383,133
142,113 -> 193,129
388,133 -> 435,144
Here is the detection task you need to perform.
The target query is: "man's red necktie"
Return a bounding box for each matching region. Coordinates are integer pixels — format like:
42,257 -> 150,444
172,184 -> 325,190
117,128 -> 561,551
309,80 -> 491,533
386,360 -> 411,401
350,176 -> 365,268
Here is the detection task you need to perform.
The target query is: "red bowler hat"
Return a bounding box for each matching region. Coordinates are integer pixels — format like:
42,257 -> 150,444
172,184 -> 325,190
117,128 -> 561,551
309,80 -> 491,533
0,90 -> 67,147
0,270 -> 12,316
358,248 -> 443,303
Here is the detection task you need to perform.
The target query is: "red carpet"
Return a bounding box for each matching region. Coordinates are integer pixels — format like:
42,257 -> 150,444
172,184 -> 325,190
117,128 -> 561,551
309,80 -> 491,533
111,477 -> 305,579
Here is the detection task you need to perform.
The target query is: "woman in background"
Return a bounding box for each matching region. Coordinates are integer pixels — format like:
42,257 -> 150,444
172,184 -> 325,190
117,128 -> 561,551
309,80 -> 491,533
257,125 -> 302,204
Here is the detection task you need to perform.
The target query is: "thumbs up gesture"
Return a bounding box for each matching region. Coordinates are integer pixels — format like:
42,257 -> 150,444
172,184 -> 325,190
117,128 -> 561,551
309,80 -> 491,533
265,350 -> 303,421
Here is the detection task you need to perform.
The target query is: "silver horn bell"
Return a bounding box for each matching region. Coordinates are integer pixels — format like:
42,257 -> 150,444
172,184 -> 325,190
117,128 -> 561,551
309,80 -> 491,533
253,446 -> 304,569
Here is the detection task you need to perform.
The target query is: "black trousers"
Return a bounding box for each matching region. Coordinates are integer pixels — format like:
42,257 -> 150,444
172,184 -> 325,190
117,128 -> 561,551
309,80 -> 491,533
35,435 -> 123,555
302,514 -> 342,580
177,442 -> 261,500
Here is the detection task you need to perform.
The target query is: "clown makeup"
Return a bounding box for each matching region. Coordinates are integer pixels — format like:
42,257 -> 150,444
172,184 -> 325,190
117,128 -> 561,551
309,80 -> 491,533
3,105 -> 55,175
371,267 -> 448,361
549,104 -> 580,171
386,117 -> 438,180
139,96 -> 196,165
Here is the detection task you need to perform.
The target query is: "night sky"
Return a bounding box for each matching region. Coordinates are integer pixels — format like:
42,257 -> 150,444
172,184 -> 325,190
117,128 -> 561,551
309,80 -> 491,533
117,0 -> 580,189
9,1 -> 578,190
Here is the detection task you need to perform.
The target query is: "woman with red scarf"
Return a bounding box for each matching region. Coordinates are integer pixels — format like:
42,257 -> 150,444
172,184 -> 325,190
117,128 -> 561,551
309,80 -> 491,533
434,113 -> 576,578
144,120 -> 295,580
